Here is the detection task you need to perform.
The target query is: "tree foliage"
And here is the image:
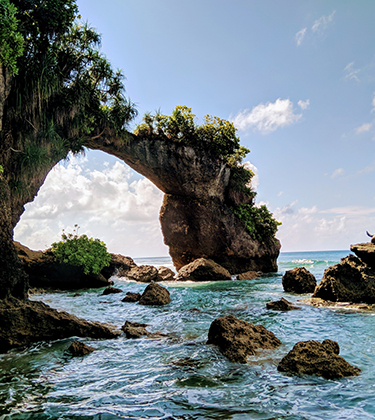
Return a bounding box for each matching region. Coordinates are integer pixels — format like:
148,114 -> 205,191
51,226 -> 111,275
134,105 -> 250,163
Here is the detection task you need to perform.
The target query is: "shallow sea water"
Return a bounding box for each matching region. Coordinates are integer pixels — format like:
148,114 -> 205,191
1,250 -> 375,420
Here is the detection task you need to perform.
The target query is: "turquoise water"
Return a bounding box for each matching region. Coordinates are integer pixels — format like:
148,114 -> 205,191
1,250 -> 375,420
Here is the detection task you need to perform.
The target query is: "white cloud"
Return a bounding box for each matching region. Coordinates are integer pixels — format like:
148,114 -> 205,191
242,161 -> 259,190
298,99 -> 310,110
295,28 -> 307,46
232,98 -> 302,134
356,123 -> 372,134
311,11 -> 336,34
343,62 -> 360,82
331,168 -> 345,179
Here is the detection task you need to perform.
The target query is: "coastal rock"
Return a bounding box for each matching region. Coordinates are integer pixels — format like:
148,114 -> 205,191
313,254 -> 375,303
237,270 -> 260,280
207,314 -> 282,363
158,266 -> 175,281
101,253 -> 137,279
350,243 -> 375,270
122,292 -> 141,302
176,258 -> 232,282
122,321 -> 150,338
278,340 -> 361,379
102,286 -> 123,295
14,242 -> 113,290
282,267 -> 317,294
0,297 -> 120,353
266,298 -> 300,311
126,265 -> 161,283
68,341 -> 96,356
138,283 -> 171,306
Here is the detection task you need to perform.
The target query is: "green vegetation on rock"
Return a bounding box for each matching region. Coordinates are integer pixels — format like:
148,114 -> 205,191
51,226 -> 111,275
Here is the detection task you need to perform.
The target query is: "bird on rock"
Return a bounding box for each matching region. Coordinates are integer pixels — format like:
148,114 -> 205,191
366,231 -> 375,244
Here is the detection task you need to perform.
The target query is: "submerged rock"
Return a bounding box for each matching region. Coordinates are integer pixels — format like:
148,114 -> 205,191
313,254 -> 375,303
176,258 -> 231,282
102,286 -> 123,295
278,340 -> 361,379
207,314 -> 282,363
350,243 -> 375,270
266,297 -> 300,311
126,265 -> 161,283
138,283 -> 171,306
282,267 -> 316,294
68,341 -> 96,356
0,297 -> 120,353
122,292 -> 141,303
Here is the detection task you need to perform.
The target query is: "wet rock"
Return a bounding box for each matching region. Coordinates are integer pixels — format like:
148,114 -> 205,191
68,341 -> 96,356
122,292 -> 141,302
14,242 -> 113,290
122,320 -> 150,338
0,297 -> 120,353
266,297 -> 300,311
278,339 -> 361,379
158,266 -> 175,281
138,283 -> 171,306
237,270 -> 260,280
350,243 -> 375,270
101,253 -> 137,279
176,258 -> 231,282
282,267 -> 317,294
207,314 -> 282,363
102,286 -> 123,295
126,265 -> 161,283
313,254 -> 375,303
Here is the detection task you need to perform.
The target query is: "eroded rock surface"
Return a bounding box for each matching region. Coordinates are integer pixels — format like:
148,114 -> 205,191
122,321 -> 150,338
126,265 -> 161,283
158,266 -> 175,281
350,243 -> 375,270
176,258 -> 231,282
122,292 -> 141,303
266,298 -> 300,311
237,270 -> 260,280
138,283 -> 171,306
68,341 -> 96,356
282,267 -> 317,294
102,287 -> 123,295
313,254 -> 375,303
278,340 -> 361,379
207,314 -> 282,363
0,297 -> 120,353
101,253 -> 137,279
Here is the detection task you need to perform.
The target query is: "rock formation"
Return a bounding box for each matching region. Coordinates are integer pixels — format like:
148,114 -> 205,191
266,297 -> 300,311
122,292 -> 141,303
102,286 -> 123,295
282,267 -> 317,294
68,341 -> 96,356
278,340 -> 361,379
138,283 -> 171,306
157,266 -> 175,281
101,253 -> 137,279
207,314 -> 282,363
126,265 -> 161,283
175,258 -> 232,281
350,242 -> 375,270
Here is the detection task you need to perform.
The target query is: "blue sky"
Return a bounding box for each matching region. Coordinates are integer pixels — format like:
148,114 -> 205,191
15,0 -> 375,256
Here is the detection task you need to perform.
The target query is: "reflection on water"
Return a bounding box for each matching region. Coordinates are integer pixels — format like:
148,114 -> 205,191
1,251 -> 375,419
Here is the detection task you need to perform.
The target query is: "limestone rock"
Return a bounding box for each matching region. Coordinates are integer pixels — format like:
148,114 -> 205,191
313,254 -> 375,303
0,297 -> 120,353
68,341 -> 96,356
207,314 -> 282,363
126,265 -> 161,282
14,242 -> 113,290
101,253 -> 137,279
282,267 -> 317,294
278,340 -> 361,379
237,270 -> 260,280
138,283 -> 171,306
350,242 -> 375,270
176,258 -> 232,282
158,266 -> 175,281
102,286 -> 123,295
122,292 -> 141,302
266,298 -> 300,311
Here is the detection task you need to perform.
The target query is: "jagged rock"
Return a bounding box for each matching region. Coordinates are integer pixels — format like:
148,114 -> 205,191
282,267 -> 316,294
68,341 -> 96,356
0,297 -> 120,353
266,297 -> 300,311
138,283 -> 171,306
158,266 -> 175,281
278,340 -> 361,379
176,258 -> 232,281
207,314 -> 282,363
126,265 -> 161,282
122,292 -> 141,302
122,321 -> 150,338
237,270 -> 260,280
350,243 -> 375,270
101,253 -> 137,279
14,242 -> 113,290
313,254 -> 375,303
102,286 -> 123,295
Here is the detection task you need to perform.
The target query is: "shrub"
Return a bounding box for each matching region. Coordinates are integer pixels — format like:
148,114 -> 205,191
51,226 -> 111,275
